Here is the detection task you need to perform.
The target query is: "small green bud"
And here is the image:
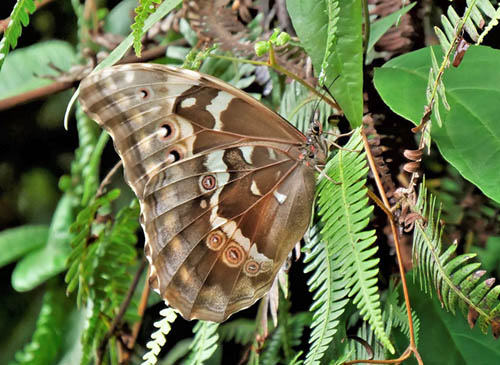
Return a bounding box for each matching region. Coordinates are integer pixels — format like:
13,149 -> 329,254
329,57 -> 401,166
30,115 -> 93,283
255,41 -> 270,56
275,32 -> 290,46
269,28 -> 281,43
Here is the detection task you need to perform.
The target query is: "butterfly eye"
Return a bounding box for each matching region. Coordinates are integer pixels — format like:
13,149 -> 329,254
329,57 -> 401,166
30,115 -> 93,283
160,123 -> 174,139
206,230 -> 226,251
312,123 -> 321,135
167,149 -> 182,163
224,243 -> 245,267
201,175 -> 216,190
308,151 -> 315,159
244,260 -> 261,276
138,88 -> 150,99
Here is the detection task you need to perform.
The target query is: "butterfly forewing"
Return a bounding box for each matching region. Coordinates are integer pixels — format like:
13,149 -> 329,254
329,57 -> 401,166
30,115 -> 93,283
79,64 -> 316,321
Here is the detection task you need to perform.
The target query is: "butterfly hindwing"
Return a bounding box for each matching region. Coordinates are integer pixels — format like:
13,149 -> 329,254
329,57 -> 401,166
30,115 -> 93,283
79,64 -> 317,321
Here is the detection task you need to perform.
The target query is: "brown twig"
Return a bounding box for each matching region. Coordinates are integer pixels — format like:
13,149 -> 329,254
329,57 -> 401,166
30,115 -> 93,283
361,129 -> 422,364
120,266 -> 151,364
96,260 -> 147,365
96,160 -> 123,198
0,44 -> 168,112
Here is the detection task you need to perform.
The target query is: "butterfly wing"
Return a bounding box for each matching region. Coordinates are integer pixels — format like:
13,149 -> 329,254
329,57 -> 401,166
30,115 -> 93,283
79,64 -> 316,321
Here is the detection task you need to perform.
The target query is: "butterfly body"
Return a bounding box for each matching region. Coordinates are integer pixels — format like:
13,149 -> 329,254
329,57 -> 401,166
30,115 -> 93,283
79,64 -> 327,322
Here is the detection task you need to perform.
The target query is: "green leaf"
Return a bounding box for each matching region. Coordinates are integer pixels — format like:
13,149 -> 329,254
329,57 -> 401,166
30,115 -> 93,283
395,275 -> 500,365
0,225 -> 49,268
367,2 -> 416,55
0,40 -> 76,99
12,194 -> 75,292
104,0 -> 137,36
287,0 -> 363,127
374,45 -> 500,204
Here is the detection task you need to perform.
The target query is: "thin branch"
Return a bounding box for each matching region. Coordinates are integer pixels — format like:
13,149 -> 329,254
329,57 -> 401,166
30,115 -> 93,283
0,44 -> 168,112
96,160 -> 123,198
361,129 -> 422,363
96,259 -> 147,365
120,267 -> 152,365
210,47 -> 341,111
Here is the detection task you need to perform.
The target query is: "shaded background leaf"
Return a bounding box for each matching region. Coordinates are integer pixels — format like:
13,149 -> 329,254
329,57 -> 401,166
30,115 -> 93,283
374,45 -> 500,204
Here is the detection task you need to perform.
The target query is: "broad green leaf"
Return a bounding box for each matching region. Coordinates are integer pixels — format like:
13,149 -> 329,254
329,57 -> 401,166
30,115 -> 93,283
0,40 -> 76,99
12,193 -> 75,292
374,45 -> 500,204
104,0 -> 137,36
367,2 -> 416,55
394,276 -> 500,365
286,0 -> 363,127
0,225 -> 49,268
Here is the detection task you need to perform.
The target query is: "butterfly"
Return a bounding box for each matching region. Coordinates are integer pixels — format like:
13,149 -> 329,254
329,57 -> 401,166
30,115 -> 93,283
78,63 -> 329,322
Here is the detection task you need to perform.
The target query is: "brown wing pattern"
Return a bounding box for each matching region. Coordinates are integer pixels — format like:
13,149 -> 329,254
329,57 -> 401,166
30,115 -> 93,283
79,64 -> 316,321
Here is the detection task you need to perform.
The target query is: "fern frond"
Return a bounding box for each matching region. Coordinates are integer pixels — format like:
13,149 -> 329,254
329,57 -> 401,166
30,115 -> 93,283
413,183 -> 500,337
0,0 -> 37,69
303,226 -> 349,365
64,189 -> 121,303
142,307 -> 178,365
319,0 -> 340,85
280,80 -> 338,133
428,0 -> 500,127
219,319 -> 256,345
185,321 -> 220,365
384,282 -> 420,346
66,196 -> 140,363
10,286 -> 69,365
131,0 -> 162,57
317,128 -> 394,353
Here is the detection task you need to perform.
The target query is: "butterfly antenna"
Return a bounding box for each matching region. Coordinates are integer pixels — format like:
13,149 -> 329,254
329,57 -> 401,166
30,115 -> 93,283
310,75 -> 341,125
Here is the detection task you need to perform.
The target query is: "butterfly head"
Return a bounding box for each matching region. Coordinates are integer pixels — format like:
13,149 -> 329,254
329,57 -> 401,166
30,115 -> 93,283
302,120 -> 328,168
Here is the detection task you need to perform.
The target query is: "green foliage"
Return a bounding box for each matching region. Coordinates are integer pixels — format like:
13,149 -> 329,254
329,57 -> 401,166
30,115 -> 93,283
316,129 -> 394,353
394,275 -> 500,365
302,226 -> 349,365
131,0 -> 162,57
142,307 -> 178,365
218,319 -> 257,345
260,309 -> 311,365
0,0 -> 37,70
287,0 -> 363,127
185,321 -> 220,365
366,2 -> 416,57
0,225 -> 49,268
12,193 -> 75,292
384,282 -> 420,347
319,0 -> 339,85
374,45 -> 500,204
9,286 -> 70,365
5,1 -> 500,364
413,183 -> 500,336
65,192 -> 140,364
279,80 -> 338,134
0,40 -> 76,99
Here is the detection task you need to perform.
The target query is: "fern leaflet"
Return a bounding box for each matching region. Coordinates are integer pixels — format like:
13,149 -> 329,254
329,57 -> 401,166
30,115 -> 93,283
185,321 -> 220,365
303,225 -> 349,365
142,307 -> 178,365
131,0 -> 163,57
0,0 -> 37,69
413,183 -> 500,337
9,286 -> 69,365
316,128 -> 394,353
